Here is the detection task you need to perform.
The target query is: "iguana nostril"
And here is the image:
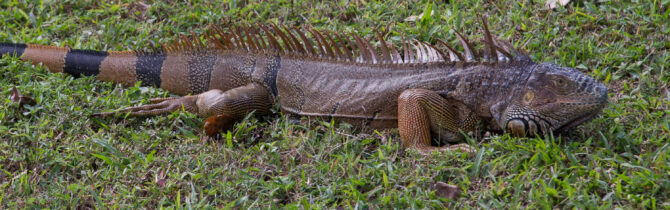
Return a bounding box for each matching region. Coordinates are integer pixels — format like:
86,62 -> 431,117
507,119 -> 526,137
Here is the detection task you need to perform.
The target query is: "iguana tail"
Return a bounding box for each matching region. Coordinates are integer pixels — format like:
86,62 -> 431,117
1,43 -> 164,88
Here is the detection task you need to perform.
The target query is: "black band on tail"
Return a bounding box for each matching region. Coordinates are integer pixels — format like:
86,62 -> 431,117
135,52 -> 165,87
0,43 -> 27,57
64,49 -> 108,77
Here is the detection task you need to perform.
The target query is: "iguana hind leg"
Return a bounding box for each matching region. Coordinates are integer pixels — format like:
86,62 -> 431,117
93,83 -> 273,136
197,83 -> 273,136
398,89 -> 478,154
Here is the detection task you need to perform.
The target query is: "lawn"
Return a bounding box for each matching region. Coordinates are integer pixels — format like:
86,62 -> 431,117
1,0 -> 669,208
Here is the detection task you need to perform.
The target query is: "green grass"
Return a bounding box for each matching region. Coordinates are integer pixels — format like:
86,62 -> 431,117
1,0 -> 669,208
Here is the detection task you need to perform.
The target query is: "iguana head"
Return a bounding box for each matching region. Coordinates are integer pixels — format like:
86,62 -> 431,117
493,62 -> 608,137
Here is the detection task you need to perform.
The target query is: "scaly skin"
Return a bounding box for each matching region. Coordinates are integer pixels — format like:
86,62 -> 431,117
0,23 -> 608,153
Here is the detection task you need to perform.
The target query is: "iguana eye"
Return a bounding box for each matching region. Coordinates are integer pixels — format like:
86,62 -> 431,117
552,77 -> 568,88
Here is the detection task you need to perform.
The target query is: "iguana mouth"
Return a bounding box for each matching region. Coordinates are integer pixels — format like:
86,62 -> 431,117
553,87 -> 608,135
553,111 -> 600,134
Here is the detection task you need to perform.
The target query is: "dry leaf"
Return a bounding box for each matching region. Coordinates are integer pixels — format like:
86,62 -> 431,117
545,0 -> 570,9
155,170 -> 166,188
10,86 -> 37,106
128,2 -> 151,21
434,181 -> 460,200
404,10 -> 434,22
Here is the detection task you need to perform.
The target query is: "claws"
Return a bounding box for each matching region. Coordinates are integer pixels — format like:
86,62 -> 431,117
90,96 -> 197,117
148,97 -> 180,104
202,114 -> 237,138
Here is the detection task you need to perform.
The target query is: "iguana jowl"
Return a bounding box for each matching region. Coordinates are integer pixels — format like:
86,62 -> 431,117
0,20 -> 608,153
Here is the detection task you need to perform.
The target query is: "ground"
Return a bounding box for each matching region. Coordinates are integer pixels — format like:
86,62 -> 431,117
1,0 -> 669,208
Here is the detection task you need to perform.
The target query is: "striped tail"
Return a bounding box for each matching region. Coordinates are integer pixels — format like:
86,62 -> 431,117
1,43 -> 164,88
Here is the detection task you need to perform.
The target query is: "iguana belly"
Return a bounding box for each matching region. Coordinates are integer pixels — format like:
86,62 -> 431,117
276,58 -> 452,129
278,75 -> 401,129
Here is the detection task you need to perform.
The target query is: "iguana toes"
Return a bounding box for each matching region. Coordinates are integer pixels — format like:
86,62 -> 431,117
0,20 -> 608,153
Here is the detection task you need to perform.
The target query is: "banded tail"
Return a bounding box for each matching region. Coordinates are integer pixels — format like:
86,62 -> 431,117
1,43 -> 164,89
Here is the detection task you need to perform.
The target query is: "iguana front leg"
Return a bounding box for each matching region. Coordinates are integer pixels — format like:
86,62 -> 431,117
93,83 -> 273,136
398,89 -> 478,154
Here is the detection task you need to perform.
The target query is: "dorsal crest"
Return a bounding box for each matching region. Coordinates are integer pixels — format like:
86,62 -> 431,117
161,18 -> 531,65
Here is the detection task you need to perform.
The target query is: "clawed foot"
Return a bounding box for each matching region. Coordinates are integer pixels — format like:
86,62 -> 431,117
202,114 -> 237,138
90,96 -> 197,117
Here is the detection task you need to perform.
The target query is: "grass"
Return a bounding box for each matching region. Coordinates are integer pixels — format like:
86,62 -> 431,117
1,0 -> 669,208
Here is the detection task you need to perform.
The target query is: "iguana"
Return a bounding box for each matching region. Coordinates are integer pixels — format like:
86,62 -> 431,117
0,19 -> 608,153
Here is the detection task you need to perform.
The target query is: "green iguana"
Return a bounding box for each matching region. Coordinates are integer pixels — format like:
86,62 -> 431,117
0,19 -> 608,153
